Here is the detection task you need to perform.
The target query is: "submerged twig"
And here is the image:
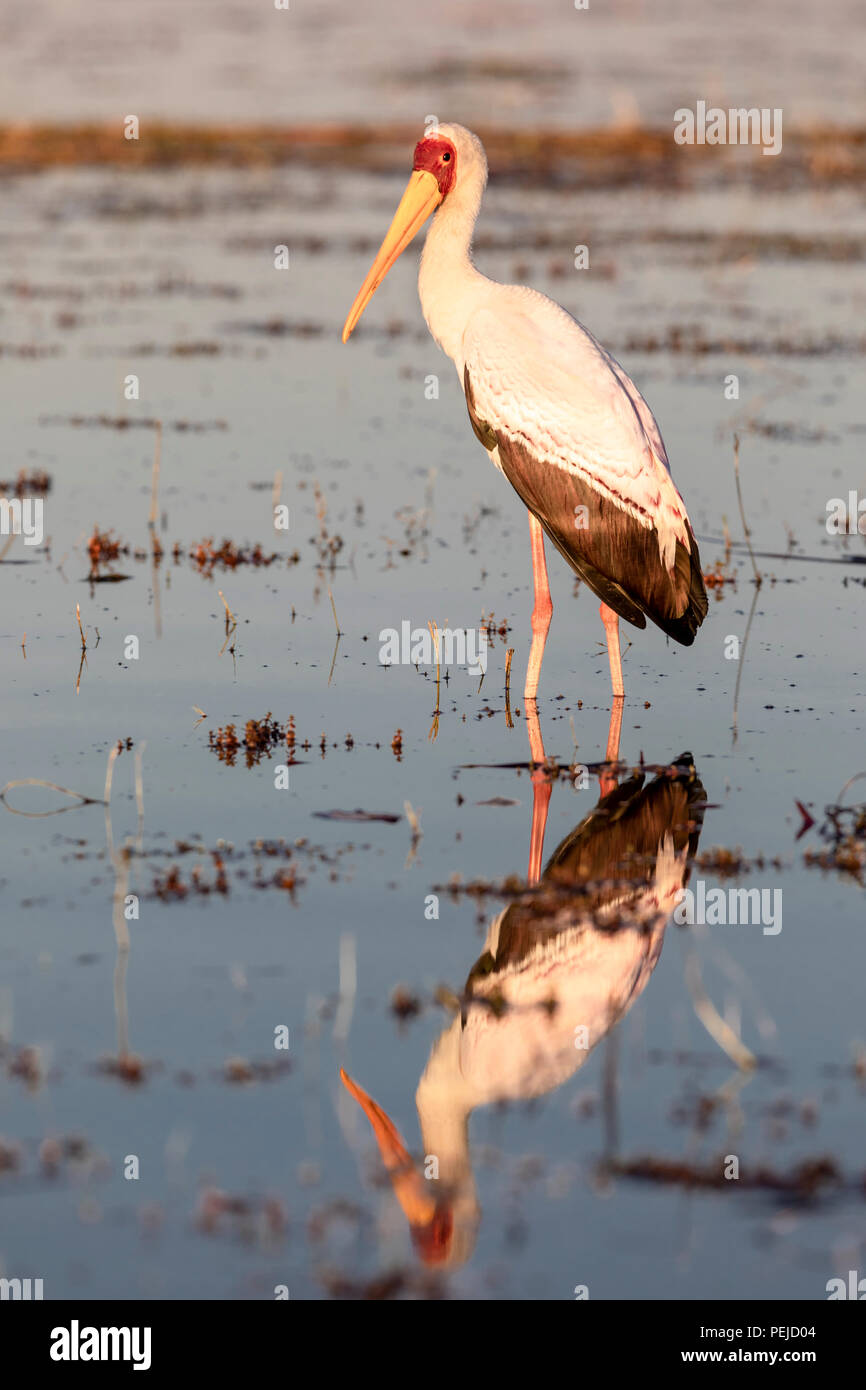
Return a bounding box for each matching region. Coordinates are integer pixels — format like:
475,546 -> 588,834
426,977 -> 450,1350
732,583 -> 760,748
835,770 -> 866,807
404,801 -> 422,841
428,619 -> 441,742
504,647 -> 514,729
218,589 -> 235,629
74,603 -> 89,694
327,632 -> 341,687
404,800 -> 422,869
134,741 -> 146,850
684,946 -> 756,1071
0,777 -> 104,817
149,422 -> 162,540
733,435 -> 762,586
328,588 -> 342,635
327,588 -> 343,685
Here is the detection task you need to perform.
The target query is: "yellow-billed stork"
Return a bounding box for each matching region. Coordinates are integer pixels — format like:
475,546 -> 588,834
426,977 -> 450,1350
342,123 -> 708,723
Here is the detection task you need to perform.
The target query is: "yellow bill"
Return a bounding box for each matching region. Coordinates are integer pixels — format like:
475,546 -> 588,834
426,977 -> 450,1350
341,169 -> 442,343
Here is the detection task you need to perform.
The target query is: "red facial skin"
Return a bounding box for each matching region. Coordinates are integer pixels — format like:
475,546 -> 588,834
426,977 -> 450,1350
412,136 -> 457,198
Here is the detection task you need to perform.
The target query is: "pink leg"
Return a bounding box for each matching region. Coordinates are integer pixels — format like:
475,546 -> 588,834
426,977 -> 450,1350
527,772 -> 551,885
599,603 -> 624,797
524,512 -> 552,704
525,700 -> 551,884
599,698 -> 624,798
524,514 -> 554,882
599,602 -> 624,699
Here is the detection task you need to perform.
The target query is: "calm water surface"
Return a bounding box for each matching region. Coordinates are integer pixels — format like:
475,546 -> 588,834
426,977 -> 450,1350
1,1 -> 865,1301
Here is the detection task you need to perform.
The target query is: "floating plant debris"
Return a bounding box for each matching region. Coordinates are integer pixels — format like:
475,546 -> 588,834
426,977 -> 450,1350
694,848 -> 787,878
389,986 -> 422,1020
87,526 -> 129,577
0,468 -> 52,496
152,852 -> 229,897
190,538 -> 282,577
95,1054 -> 150,1086
194,1186 -> 288,1242
222,1057 -> 292,1084
208,715 -> 292,768
703,554 -> 737,592
40,413 -> 228,432
605,1153 -> 850,1201
803,798 -> 866,885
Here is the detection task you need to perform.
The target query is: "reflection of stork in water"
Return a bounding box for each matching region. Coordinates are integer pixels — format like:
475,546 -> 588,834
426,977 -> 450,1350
341,753 -> 707,1268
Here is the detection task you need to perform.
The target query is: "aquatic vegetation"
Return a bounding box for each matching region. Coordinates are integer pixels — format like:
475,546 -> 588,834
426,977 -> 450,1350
189,538 -> 283,577
0,468 -> 51,496
87,526 -> 128,576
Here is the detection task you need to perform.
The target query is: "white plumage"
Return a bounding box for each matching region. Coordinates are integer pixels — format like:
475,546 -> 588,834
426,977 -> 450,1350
418,124 -> 690,570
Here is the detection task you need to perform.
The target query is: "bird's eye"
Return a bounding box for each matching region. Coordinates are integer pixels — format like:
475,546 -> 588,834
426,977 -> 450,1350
442,152 -> 451,162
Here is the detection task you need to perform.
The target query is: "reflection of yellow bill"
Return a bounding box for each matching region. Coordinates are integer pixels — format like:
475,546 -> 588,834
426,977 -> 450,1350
339,1067 -> 436,1225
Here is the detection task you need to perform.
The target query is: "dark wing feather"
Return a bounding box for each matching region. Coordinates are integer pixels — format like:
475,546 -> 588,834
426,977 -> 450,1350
465,367 -> 708,644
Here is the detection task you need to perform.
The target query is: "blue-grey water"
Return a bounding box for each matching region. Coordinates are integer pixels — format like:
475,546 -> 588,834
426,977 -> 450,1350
0,0 -> 864,1301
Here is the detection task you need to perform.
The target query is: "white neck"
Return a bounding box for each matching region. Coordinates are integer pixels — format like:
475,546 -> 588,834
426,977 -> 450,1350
416,1020 -> 476,1174
418,168 -> 491,376
415,1020 -> 480,1263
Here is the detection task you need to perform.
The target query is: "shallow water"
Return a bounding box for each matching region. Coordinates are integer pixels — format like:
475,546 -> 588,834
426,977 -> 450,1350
1,5 -> 866,1303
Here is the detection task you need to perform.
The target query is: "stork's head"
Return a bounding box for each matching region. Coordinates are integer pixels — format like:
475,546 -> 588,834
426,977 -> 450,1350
410,122 -> 488,201
339,1067 -> 460,1266
341,122 -> 487,343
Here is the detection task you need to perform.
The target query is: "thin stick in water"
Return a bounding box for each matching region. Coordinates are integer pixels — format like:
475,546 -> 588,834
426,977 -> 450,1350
685,946 -> 756,1071
328,588 -> 341,635
134,741 -> 146,851
272,469 -> 283,528
217,590 -> 236,630
0,777 -> 104,816
149,422 -> 162,536
104,743 -> 120,813
733,434 -> 762,587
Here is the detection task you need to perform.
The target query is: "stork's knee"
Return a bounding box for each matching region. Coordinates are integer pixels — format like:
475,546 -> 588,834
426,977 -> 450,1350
531,598 -> 553,636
